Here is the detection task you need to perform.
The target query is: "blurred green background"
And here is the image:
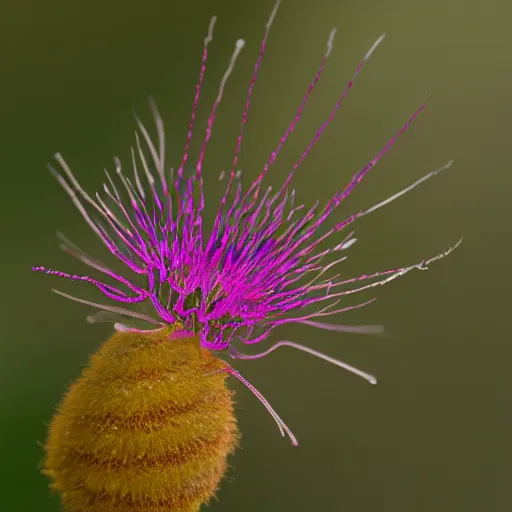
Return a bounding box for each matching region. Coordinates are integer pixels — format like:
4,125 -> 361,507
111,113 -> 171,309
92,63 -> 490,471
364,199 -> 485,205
1,0 -> 510,510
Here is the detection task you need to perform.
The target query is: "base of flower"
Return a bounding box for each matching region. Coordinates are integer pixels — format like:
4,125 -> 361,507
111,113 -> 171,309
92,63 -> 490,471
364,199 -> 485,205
43,327 -> 239,512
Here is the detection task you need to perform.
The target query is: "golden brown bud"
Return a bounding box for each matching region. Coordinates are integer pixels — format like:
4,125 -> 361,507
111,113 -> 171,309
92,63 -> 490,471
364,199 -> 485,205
43,328 -> 239,512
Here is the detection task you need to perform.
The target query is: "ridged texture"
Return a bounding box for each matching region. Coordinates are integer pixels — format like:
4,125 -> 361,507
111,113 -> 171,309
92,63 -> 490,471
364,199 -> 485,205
43,328 -> 239,512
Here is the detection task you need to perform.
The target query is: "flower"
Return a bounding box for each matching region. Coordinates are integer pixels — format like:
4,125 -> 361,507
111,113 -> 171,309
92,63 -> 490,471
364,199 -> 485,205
34,0 -> 460,446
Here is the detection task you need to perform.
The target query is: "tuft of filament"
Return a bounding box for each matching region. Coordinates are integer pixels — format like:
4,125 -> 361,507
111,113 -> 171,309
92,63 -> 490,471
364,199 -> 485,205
35,0 -> 460,510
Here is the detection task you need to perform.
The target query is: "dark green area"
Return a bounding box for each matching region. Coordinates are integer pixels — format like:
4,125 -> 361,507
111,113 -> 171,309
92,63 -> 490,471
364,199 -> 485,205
1,0 -> 509,510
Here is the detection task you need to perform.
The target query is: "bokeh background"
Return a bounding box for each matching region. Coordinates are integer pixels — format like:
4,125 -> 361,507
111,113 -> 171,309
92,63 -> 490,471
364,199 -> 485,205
1,0 -> 510,510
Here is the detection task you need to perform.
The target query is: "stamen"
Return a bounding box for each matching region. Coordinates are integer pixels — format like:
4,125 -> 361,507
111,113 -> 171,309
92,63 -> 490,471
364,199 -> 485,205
48,156 -> 147,273
310,238 -> 463,301
336,237 -> 357,251
233,340 -> 377,385
358,160 -> 454,218
229,0 -> 282,179
113,157 -> 137,208
290,33 -> 387,174
57,231 -> 111,274
266,0 -> 282,30
57,232 -> 143,293
224,364 -> 298,446
247,26 -> 338,203
298,320 -> 385,335
51,289 -> 163,324
113,323 -> 165,334
134,97 -> 167,195
177,15 -> 217,183
196,38 -> 246,175
47,163 -> 105,242
33,267 -> 145,303
134,130 -> 163,212
87,311 -> 126,324
134,131 -> 155,186
131,146 -> 146,200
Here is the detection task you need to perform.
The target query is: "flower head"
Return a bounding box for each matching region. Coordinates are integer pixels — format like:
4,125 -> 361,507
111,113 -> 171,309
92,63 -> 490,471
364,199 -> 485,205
34,0 -> 460,445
